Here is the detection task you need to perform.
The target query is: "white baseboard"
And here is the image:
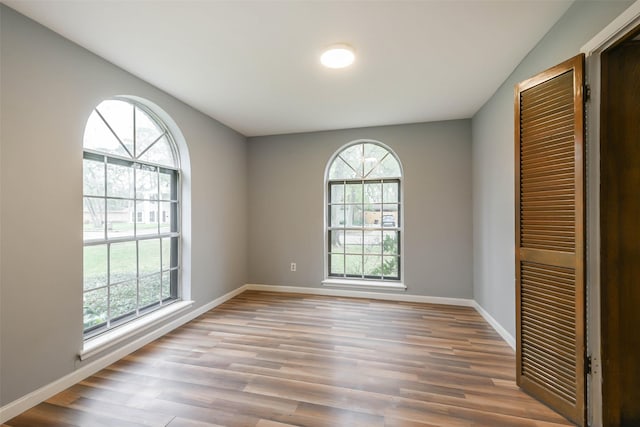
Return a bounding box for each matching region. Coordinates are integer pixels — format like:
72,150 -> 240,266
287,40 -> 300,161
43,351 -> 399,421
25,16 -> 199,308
244,283 -> 476,307
0,285 -> 248,424
472,301 -> 516,350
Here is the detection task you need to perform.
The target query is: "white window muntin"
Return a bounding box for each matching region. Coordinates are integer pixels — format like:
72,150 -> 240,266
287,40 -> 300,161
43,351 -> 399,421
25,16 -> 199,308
83,98 -> 181,338
325,140 -> 403,282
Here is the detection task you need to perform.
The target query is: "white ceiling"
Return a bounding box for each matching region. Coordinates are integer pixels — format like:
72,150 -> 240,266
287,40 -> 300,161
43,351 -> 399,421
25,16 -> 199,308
4,0 -> 573,137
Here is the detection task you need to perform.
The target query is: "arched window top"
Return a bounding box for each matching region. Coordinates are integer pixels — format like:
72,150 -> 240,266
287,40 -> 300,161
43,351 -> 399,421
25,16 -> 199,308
82,97 -> 181,338
84,98 -> 178,169
328,141 -> 401,180
325,140 -> 403,285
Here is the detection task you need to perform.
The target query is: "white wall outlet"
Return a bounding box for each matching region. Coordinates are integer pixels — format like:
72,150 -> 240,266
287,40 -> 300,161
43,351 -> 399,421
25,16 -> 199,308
290,262 -> 296,272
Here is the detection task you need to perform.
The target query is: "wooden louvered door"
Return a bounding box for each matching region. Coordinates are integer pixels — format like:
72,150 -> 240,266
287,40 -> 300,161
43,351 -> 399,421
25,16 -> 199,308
515,54 -> 585,426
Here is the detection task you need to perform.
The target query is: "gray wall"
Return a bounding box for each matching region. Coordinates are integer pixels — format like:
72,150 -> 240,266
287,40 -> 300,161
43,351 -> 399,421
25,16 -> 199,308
0,5 -> 248,405
471,0 -> 634,338
248,121 -> 473,298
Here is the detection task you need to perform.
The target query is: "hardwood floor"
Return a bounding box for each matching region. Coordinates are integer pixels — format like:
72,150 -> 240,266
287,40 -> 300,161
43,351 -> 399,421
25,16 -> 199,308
4,291 -> 573,426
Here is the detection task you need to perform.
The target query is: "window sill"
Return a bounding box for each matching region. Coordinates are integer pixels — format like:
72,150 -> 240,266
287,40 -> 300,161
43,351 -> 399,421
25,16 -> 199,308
321,278 -> 406,291
80,300 -> 194,360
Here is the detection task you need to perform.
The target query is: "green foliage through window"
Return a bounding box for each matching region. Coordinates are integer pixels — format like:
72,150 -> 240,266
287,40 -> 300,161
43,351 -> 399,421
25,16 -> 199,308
83,98 -> 180,337
327,141 -> 402,281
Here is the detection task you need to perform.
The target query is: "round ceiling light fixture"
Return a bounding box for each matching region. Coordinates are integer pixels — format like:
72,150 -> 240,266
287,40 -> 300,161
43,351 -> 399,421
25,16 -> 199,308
320,44 -> 355,69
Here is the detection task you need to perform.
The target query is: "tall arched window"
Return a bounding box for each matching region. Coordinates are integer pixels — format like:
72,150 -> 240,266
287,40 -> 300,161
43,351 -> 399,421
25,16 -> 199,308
325,140 -> 403,285
83,98 -> 180,338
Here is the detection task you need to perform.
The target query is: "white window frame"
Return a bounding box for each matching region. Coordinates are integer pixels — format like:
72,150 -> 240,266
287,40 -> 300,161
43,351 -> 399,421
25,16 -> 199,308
82,98 -> 184,345
322,139 -> 405,290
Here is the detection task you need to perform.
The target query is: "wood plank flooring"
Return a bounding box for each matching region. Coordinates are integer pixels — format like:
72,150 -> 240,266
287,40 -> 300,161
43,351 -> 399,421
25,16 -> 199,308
4,291 -> 573,426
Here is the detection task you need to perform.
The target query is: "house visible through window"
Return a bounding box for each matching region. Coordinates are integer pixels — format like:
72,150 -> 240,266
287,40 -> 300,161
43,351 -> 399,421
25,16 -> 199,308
325,140 -> 402,282
83,98 -> 180,338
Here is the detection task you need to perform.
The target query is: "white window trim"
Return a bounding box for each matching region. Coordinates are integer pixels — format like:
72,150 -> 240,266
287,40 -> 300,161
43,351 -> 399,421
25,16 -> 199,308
80,299 -> 193,360
83,98 -> 182,339
323,139 -> 405,287
322,278 -> 406,290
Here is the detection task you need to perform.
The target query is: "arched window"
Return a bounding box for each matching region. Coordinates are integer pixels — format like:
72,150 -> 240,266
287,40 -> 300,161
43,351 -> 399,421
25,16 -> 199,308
325,140 -> 403,284
82,98 -> 180,338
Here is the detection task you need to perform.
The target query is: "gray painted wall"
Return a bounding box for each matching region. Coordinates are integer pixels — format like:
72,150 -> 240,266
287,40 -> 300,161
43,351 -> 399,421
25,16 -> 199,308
248,121 -> 473,298
3,0 -> 632,412
471,0 -> 634,338
0,6 -> 248,405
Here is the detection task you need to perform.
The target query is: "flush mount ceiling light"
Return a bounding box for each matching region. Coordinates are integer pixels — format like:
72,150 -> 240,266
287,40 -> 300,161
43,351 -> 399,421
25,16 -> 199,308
320,44 -> 355,69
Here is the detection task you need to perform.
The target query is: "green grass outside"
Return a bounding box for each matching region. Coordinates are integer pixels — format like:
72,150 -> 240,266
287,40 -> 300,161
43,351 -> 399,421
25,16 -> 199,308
83,238 -> 173,330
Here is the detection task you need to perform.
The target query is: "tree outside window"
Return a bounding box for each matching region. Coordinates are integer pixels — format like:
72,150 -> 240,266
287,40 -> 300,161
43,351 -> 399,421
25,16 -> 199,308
83,98 -> 180,337
326,141 -> 402,281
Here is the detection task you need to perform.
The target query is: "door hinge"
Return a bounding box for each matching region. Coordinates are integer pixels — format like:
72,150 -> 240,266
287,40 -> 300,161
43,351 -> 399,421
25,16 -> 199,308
585,84 -> 591,102
586,354 -> 592,375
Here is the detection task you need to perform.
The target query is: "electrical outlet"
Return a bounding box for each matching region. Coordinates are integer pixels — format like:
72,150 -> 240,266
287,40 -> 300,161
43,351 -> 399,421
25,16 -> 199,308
290,262 -> 296,272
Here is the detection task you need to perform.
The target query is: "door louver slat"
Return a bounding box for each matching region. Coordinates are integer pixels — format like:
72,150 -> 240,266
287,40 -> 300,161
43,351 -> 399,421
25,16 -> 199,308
520,72 -> 575,253
515,54 -> 585,426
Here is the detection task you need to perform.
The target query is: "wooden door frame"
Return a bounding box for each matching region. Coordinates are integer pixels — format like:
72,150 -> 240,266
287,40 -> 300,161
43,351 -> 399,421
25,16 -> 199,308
580,2 -> 640,425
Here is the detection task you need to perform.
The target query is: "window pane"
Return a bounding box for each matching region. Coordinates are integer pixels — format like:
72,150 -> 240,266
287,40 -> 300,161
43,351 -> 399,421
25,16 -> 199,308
345,183 -> 362,203
364,182 -> 382,204
340,144 -> 364,177
162,271 -> 171,299
363,143 -> 389,177
139,273 -> 161,308
364,255 -> 382,277
110,280 -> 137,319
328,157 -> 358,180
138,135 -> 176,168
84,245 -> 107,291
136,166 -> 158,200
84,197 -> 105,241
382,256 -> 399,278
363,230 -> 382,254
330,230 -> 344,253
84,288 -> 108,330
364,204 -> 382,227
83,158 -> 105,196
383,181 -> 399,203
139,238 -> 161,276
107,162 -> 134,198
135,106 -> 164,157
137,201 -> 159,236
159,172 -> 172,200
345,204 -> 363,227
383,206 -> 399,227
107,199 -> 134,239
162,237 -> 171,270
368,155 -> 401,178
83,99 -> 181,336
345,230 -> 363,254
329,254 -> 344,275
330,183 -> 345,203
97,100 -> 134,156
83,111 -> 128,157
381,211 -> 397,228
160,202 -> 177,234
345,255 -> 362,276
383,231 -> 399,255
330,205 -> 345,227
110,241 -> 137,283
